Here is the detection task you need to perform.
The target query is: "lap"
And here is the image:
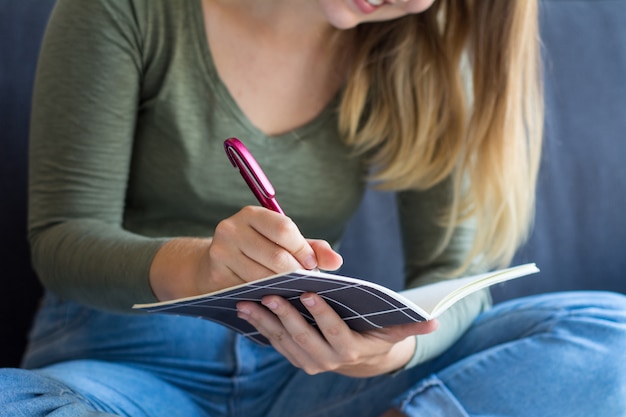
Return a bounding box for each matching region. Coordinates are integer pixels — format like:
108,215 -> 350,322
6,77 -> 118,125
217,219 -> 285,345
5,291 -> 625,417
398,291 -> 626,416
270,291 -> 626,416
448,290 -> 626,355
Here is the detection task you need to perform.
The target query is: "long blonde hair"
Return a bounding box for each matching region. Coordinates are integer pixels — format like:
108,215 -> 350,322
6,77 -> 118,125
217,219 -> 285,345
339,0 -> 543,272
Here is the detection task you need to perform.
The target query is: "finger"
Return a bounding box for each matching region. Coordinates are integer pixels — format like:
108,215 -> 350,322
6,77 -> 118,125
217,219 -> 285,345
237,300 -> 314,370
366,319 -> 439,343
259,296 -> 345,375
212,210 -> 300,279
298,293 -> 356,350
261,295 -> 331,355
307,239 -> 343,271
208,222 -> 276,284
237,301 -> 300,367
241,232 -> 306,274
245,207 -> 318,270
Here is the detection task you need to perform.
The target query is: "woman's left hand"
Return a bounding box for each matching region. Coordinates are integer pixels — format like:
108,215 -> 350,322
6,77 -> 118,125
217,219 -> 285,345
236,293 -> 439,377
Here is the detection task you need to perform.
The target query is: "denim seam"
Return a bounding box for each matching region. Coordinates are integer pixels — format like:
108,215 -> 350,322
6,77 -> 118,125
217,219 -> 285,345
396,376 -> 469,417
397,378 -> 438,411
34,370 -> 110,415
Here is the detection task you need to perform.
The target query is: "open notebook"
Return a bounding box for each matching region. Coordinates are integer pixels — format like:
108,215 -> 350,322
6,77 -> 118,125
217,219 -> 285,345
134,263 -> 539,345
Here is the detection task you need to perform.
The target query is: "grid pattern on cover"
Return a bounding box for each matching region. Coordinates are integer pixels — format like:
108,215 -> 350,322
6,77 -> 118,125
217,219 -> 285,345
139,271 -> 426,345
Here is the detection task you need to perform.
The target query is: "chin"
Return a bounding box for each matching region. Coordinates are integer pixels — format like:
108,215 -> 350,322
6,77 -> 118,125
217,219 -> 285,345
318,0 -> 362,29
328,16 -> 361,30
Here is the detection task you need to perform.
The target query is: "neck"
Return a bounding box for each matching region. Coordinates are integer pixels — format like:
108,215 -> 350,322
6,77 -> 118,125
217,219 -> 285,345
206,0 -> 339,44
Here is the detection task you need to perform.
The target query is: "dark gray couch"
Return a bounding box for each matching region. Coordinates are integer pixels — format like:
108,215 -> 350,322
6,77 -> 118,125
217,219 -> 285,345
2,0 -> 625,368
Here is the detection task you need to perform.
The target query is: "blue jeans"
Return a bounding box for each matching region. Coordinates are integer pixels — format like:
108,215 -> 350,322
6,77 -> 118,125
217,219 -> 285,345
1,291 -> 625,417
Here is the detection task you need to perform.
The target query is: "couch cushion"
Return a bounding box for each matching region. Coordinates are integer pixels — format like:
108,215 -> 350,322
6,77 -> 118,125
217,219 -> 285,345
494,0 -> 626,300
0,0 -> 57,366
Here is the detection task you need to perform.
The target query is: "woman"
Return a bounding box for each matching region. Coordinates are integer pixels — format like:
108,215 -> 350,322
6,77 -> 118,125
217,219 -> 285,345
1,0 -> 624,415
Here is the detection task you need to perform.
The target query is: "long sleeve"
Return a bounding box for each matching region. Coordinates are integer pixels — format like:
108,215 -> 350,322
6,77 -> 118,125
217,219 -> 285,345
27,0 -> 366,313
28,0 -> 165,311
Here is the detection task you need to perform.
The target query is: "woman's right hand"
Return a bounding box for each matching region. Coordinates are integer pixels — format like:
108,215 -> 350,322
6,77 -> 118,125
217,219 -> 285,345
149,206 -> 343,302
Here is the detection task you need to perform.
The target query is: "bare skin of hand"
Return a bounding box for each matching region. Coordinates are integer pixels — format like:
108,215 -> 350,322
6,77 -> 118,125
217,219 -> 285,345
237,292 -> 439,378
150,206 -> 343,301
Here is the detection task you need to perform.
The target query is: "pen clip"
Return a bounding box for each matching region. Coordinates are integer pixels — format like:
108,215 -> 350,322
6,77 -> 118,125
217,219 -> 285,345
224,137 -> 284,214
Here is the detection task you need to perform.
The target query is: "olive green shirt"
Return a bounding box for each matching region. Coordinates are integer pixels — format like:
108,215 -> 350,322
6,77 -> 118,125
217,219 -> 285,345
28,0 -> 490,366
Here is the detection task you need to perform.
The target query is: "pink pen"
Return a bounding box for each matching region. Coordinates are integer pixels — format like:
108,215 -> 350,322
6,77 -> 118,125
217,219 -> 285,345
224,137 -> 320,271
224,137 -> 285,215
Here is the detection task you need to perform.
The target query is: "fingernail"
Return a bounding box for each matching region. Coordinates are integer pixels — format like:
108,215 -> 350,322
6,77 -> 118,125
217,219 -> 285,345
303,255 -> 317,270
301,295 -> 315,308
237,307 -> 251,319
262,300 -> 278,310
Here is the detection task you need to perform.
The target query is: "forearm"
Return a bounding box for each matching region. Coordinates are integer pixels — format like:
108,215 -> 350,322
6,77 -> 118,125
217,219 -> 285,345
29,219 -> 167,312
149,237 -> 213,302
403,289 -> 492,369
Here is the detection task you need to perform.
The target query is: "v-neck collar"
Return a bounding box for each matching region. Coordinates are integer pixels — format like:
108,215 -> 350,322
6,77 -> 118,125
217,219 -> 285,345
189,0 -> 341,141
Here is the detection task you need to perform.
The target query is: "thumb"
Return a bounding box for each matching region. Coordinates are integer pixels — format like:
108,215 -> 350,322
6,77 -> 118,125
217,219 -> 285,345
307,239 -> 343,271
